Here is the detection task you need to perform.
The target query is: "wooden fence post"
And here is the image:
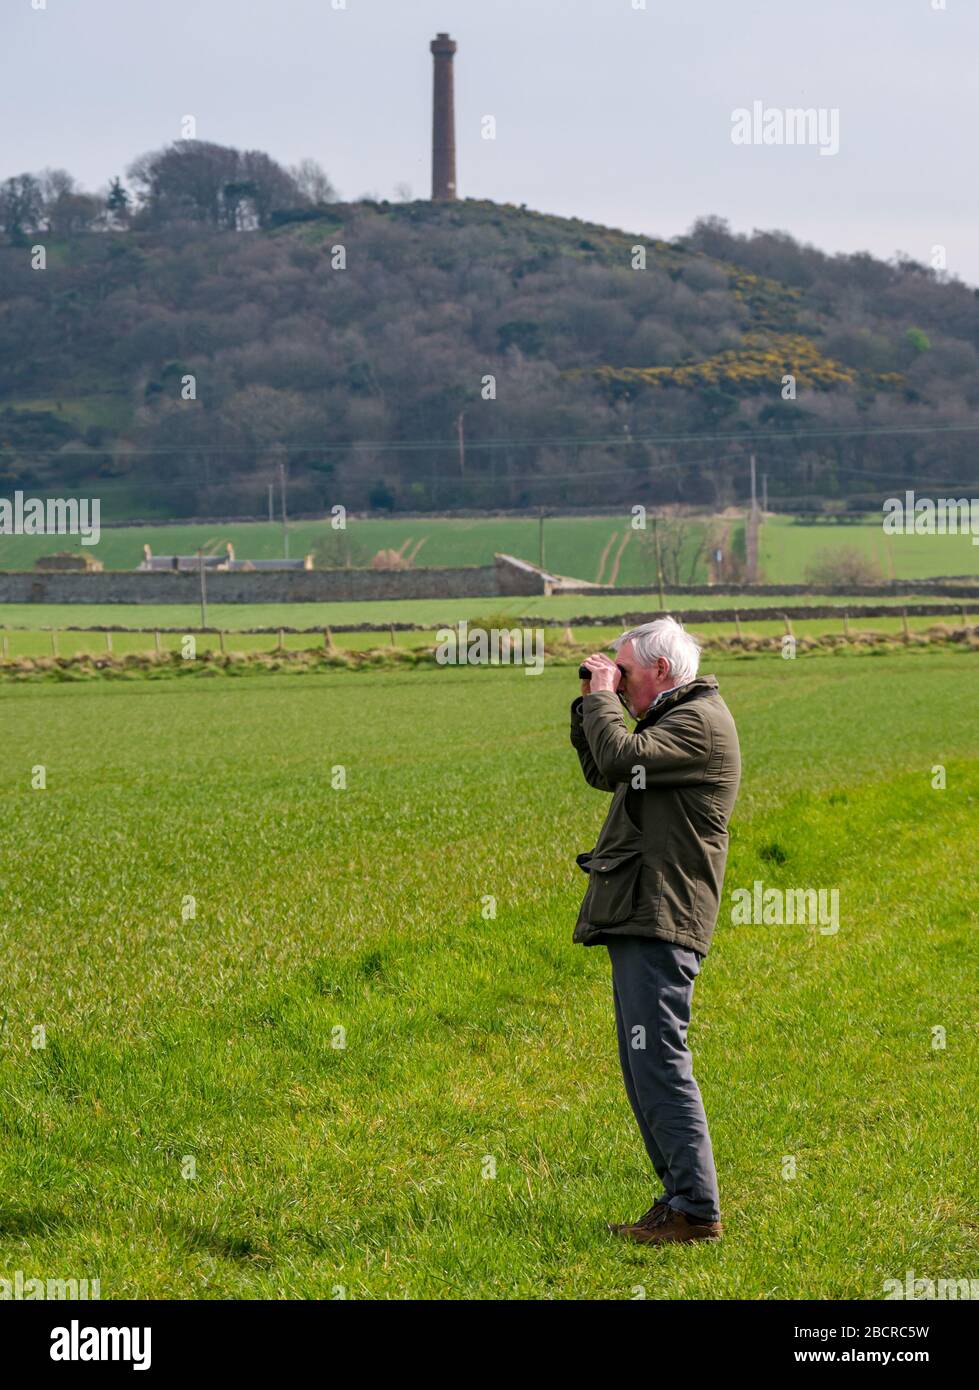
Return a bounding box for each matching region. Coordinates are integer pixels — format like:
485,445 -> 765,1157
154,631 -> 162,655
50,630 -> 59,657
105,631 -> 113,654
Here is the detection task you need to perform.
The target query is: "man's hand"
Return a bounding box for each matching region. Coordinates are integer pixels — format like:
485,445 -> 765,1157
582,652 -> 620,694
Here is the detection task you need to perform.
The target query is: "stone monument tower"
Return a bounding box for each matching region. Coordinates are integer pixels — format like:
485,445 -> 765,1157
430,32 -> 458,201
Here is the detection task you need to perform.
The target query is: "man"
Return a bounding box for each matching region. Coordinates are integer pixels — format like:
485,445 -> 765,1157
570,618 -> 741,1245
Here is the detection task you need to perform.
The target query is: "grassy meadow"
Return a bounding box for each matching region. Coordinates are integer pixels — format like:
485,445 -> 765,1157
0,586 -> 975,669
3,510 -> 979,584
759,515 -> 979,583
0,514 -> 692,587
0,647 -> 976,1298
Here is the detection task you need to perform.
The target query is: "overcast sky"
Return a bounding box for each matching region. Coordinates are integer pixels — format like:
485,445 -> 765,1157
4,0 -> 977,284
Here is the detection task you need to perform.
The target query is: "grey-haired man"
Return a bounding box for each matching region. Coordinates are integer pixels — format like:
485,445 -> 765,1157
570,618 -> 741,1244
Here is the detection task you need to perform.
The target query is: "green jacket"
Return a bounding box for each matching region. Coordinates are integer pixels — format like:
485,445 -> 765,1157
570,675 -> 741,956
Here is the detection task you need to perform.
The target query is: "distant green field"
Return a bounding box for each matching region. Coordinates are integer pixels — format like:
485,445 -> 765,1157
1,590 -> 971,663
0,587 -> 968,634
759,515 -> 979,582
0,608 -> 964,661
4,510 -> 979,584
0,651 -> 975,1297
12,393 -> 132,437
0,514 -> 714,585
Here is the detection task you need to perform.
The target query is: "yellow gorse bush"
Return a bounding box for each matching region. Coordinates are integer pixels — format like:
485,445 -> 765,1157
581,333 -> 903,394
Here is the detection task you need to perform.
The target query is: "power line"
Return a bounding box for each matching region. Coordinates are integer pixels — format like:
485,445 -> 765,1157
2,454 -> 974,491
6,420 -> 979,459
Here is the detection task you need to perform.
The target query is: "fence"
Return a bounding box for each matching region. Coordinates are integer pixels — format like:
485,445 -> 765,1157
1,599 -> 973,661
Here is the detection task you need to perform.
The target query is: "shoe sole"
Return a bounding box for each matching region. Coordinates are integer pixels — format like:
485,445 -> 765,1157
624,1228 -> 723,1245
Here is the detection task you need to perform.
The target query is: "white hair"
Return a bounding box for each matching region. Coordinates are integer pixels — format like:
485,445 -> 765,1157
613,617 -> 701,686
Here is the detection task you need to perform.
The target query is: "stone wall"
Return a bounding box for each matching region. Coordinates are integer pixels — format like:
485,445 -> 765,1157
5,558 -> 970,606
0,554 -> 548,604
563,581 -> 979,598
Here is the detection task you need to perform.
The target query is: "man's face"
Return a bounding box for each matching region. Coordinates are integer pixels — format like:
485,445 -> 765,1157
615,640 -> 672,718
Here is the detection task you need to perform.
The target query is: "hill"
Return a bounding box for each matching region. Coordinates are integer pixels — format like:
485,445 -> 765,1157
2,179 -> 978,518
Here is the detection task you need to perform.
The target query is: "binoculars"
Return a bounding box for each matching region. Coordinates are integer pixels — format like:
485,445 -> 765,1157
578,662 -> 627,681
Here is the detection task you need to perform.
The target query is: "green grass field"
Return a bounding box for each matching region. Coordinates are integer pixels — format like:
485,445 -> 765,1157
0,514 -> 701,586
3,510 -> 978,584
0,589 -> 972,665
0,612 -> 965,662
759,515 -> 979,583
0,649 -> 976,1298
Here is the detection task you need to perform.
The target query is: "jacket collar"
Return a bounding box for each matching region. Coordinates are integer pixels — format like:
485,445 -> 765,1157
635,674 -> 719,731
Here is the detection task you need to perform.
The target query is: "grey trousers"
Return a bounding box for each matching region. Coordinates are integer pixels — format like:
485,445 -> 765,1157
607,934 -> 721,1222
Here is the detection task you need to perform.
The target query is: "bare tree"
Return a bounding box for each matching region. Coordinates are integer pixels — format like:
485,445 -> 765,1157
238,149 -> 302,226
805,546 -> 883,586
127,141 -> 239,225
0,173 -> 44,242
127,141 -> 299,229
289,158 -> 337,205
637,512 -> 710,586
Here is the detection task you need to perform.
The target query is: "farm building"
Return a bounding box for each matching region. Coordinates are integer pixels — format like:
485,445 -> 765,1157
139,543 -> 312,572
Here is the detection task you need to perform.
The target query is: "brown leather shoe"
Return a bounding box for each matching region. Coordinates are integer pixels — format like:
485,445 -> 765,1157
619,1205 -> 722,1244
607,1200 -> 667,1236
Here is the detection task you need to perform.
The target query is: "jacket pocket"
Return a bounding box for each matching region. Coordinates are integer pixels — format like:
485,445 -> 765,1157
580,849 -> 643,926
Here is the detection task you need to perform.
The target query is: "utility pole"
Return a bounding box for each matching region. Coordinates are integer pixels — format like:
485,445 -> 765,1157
538,506 -> 545,571
268,482 -> 274,523
746,454 -> 760,583
762,472 -> 768,513
457,411 -> 465,477
198,548 -> 208,629
750,453 -> 758,514
278,457 -> 289,559
652,514 -> 666,609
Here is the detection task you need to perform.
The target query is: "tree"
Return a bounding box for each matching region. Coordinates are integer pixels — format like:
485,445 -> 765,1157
0,173 -> 44,243
905,326 -> 931,355
310,529 -> 365,568
636,513 -> 710,586
127,141 -> 301,230
106,177 -> 130,223
46,190 -> 99,237
127,141 -> 236,225
289,158 -> 337,205
804,546 -> 883,586
238,150 -> 302,227
38,168 -> 76,206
